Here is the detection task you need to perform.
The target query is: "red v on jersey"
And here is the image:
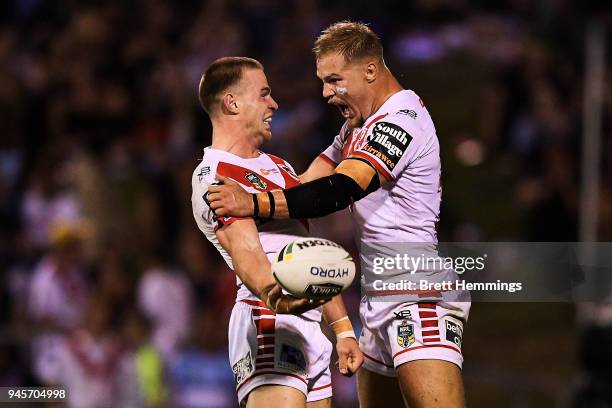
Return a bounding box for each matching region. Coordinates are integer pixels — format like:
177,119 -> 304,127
267,154 -> 300,188
216,161 -> 284,191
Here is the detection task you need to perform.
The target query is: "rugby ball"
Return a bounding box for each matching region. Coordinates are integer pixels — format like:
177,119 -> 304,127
272,238 -> 356,299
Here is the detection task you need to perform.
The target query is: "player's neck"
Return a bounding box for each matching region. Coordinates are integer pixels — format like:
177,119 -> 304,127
211,122 -> 260,158
368,75 -> 403,119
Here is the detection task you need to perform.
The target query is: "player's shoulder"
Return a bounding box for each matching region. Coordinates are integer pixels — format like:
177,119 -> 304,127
374,90 -> 430,138
192,148 -> 223,188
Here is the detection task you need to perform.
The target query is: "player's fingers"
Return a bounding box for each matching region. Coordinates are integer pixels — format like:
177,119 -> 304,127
218,175 -> 237,185
208,185 -> 222,193
207,191 -> 221,202
347,354 -> 363,375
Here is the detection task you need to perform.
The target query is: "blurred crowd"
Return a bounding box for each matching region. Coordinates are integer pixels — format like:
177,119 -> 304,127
0,0 -> 610,407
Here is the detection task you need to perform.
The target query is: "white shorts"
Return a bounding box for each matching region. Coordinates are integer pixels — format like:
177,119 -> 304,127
359,298 -> 470,377
229,299 -> 333,405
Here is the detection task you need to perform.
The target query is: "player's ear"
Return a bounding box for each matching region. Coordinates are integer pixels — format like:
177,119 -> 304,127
365,61 -> 378,83
221,93 -> 240,115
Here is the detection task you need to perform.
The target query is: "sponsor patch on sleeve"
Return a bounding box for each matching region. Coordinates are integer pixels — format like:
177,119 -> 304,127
361,121 -> 412,172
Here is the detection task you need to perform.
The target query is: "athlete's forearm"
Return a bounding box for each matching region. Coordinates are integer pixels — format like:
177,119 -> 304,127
299,154 -> 336,183
322,295 -> 348,324
215,219 -> 276,302
322,296 -> 356,340
253,158 -> 380,220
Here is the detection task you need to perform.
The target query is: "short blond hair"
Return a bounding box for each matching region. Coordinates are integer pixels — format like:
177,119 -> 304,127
313,21 -> 383,63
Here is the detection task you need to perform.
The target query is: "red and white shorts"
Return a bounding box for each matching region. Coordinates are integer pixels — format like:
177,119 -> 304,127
359,298 -> 470,377
229,300 -> 333,405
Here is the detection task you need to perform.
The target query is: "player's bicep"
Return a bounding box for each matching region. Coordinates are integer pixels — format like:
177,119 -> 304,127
300,155 -> 336,183
336,158 -> 380,189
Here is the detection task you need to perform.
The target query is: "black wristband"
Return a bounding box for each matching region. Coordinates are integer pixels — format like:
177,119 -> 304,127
268,192 -> 275,219
252,194 -> 259,217
284,172 -> 380,219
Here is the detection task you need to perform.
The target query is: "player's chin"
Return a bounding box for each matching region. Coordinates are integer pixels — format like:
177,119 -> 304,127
347,115 -> 363,128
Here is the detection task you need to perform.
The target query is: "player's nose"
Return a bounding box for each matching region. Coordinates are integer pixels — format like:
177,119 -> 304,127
322,83 -> 335,99
269,96 -> 278,111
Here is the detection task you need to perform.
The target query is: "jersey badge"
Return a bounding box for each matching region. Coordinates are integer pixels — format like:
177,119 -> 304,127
397,320 -> 415,348
245,172 -> 268,190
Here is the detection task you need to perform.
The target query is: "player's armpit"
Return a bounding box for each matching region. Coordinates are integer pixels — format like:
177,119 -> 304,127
299,154 -> 337,183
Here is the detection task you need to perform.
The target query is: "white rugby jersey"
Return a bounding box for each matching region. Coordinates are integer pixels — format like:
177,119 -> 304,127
321,90 -> 441,244
191,147 -> 311,305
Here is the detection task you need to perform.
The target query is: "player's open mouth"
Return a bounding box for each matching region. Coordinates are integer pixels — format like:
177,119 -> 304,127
263,116 -> 272,130
337,103 -> 352,118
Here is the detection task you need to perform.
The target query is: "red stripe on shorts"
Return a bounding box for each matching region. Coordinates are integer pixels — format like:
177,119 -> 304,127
257,337 -> 275,346
255,318 -> 275,334
236,371 -> 307,392
419,311 -> 437,319
311,383 -> 332,392
422,330 -> 440,337
421,320 -> 438,328
392,344 -> 461,360
362,351 -> 394,368
418,302 -> 437,309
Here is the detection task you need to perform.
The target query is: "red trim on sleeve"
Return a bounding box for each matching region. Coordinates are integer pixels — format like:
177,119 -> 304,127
318,153 -> 338,167
213,216 -> 240,232
350,151 -> 394,182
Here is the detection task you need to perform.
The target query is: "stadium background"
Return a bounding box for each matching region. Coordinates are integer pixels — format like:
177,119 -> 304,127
0,0 -> 610,406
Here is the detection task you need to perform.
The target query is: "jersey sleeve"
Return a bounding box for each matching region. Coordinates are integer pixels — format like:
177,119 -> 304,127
191,164 -> 240,233
350,115 -> 431,181
320,122 -> 350,166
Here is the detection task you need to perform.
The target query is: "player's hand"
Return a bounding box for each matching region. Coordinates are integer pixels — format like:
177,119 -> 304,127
263,284 -> 330,315
207,176 -> 254,217
336,337 -> 364,376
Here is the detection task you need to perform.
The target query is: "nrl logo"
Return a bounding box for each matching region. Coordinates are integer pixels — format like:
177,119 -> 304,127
397,320 -> 415,348
245,172 -> 267,190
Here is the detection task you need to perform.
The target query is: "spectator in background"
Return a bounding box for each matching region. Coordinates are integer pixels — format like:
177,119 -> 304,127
28,221 -> 89,384
137,256 -> 192,359
21,152 -> 83,254
53,295 -> 123,408
117,309 -> 167,408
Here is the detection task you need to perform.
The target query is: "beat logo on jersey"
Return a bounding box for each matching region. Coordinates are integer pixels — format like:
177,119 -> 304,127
245,172 -> 267,190
364,122 -> 412,172
397,320 -> 415,348
445,318 -> 463,347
